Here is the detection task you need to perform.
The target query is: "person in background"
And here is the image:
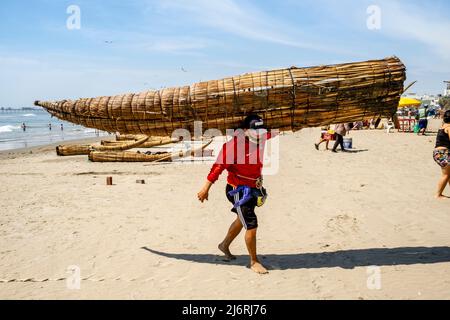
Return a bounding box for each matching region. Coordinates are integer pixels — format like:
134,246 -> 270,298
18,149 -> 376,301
417,105 -> 429,136
48,123 -> 52,131
353,121 -> 363,130
332,123 -> 352,153
434,110 -> 450,199
21,123 -> 26,132
314,125 -> 331,151
60,123 -> 64,131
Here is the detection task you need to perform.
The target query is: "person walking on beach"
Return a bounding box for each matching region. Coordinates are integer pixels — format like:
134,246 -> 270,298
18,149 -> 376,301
434,110 -> 450,199
332,123 -> 352,153
197,114 -> 275,274
417,105 -> 429,136
314,125 -> 331,151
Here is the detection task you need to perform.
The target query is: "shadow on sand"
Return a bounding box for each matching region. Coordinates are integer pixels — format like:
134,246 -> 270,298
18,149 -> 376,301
342,149 -> 369,153
142,246 -> 450,270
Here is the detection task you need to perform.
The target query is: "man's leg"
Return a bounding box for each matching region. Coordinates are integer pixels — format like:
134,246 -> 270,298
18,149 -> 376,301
339,135 -> 345,150
245,228 -> 268,274
332,134 -> 343,152
219,217 -> 243,260
332,134 -> 340,152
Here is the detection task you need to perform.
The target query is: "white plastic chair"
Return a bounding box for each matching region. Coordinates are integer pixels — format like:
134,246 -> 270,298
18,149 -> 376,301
385,121 -> 395,133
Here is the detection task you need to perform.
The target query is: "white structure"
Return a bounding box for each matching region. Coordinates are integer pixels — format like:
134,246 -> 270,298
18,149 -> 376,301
445,81 -> 450,97
403,93 -> 440,107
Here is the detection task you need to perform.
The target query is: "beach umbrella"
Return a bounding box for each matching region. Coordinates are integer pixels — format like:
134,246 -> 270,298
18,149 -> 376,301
398,97 -> 421,108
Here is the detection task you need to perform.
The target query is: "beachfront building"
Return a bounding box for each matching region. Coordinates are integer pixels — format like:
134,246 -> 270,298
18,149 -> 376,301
444,81 -> 450,97
403,93 -> 440,108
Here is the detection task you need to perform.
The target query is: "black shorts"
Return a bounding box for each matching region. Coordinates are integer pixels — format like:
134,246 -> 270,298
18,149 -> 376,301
225,184 -> 258,230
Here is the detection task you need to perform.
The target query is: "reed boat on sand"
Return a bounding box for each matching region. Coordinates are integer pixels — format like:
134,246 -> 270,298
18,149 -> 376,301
88,139 -> 213,163
101,136 -> 175,148
35,57 -> 406,136
56,136 -> 179,156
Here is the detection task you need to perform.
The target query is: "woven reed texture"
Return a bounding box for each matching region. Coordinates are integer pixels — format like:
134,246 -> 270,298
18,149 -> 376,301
56,135 -> 150,156
89,151 -> 172,162
36,57 -> 406,136
56,145 -> 91,156
101,137 -> 177,148
89,139 -> 213,163
116,134 -> 144,141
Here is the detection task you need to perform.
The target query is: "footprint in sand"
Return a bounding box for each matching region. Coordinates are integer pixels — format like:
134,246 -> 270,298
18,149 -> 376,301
326,214 -> 359,235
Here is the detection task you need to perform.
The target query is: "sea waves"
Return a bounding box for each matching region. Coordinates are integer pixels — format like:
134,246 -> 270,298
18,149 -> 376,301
0,125 -> 20,133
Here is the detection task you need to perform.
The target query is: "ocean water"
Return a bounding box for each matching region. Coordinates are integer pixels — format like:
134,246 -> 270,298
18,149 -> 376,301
0,110 -> 110,151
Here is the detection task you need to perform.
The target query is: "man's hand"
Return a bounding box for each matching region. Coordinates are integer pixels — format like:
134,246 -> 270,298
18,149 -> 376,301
197,181 -> 213,203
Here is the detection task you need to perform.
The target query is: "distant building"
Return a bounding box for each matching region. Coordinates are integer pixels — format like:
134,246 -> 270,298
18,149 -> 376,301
445,81 -> 450,97
403,92 -> 440,108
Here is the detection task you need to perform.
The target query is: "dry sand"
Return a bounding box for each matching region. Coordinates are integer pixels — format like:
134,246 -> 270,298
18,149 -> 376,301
0,123 -> 449,300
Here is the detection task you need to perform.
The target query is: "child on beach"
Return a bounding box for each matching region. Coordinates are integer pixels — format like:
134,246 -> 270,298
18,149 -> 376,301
434,110 -> 450,199
315,125 -> 331,151
197,114 -> 275,274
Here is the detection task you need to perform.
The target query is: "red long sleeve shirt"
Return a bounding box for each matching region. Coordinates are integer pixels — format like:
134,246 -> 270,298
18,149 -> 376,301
207,131 -> 275,188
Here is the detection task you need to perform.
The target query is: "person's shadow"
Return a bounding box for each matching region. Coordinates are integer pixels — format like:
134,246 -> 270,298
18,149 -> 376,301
141,246 -> 450,270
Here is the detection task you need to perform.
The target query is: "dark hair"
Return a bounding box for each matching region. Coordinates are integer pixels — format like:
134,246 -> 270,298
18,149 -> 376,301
444,110 -> 450,124
241,114 -> 263,129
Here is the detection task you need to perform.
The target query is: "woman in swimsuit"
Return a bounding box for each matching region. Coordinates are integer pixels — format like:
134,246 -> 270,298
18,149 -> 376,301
434,110 -> 450,199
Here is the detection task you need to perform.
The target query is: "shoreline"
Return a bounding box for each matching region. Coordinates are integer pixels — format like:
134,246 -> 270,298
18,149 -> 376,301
0,136 -> 105,158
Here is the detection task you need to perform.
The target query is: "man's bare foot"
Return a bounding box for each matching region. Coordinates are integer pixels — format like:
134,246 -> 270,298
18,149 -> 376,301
218,243 -> 236,261
435,195 -> 448,200
250,261 -> 268,274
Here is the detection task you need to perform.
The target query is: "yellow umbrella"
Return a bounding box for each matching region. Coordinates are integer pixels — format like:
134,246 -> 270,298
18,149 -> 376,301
398,97 -> 421,108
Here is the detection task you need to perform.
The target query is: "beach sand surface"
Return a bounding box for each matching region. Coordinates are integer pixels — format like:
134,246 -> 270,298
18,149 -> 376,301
0,124 -> 449,299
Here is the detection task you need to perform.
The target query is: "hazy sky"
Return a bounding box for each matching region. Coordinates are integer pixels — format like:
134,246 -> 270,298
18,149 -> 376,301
1,0 -> 449,107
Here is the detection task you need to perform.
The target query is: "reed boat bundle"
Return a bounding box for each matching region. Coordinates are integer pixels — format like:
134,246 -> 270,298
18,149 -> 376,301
115,134 -> 143,141
88,139 -> 213,163
35,57 -> 406,136
116,134 -> 170,141
101,136 -> 177,148
56,144 -> 92,156
56,135 -> 150,156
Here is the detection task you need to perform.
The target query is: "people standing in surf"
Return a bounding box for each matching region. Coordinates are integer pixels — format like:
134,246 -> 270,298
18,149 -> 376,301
197,114 -> 276,274
434,110 -> 450,199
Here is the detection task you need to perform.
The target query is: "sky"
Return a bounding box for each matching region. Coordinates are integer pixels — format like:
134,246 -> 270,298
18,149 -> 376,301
0,0 -> 449,107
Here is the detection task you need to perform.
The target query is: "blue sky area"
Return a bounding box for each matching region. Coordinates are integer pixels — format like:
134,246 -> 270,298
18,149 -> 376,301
0,0 -> 449,107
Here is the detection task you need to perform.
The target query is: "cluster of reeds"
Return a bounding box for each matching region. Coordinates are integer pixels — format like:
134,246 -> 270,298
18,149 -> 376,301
55,134 -> 210,163
35,57 -> 406,136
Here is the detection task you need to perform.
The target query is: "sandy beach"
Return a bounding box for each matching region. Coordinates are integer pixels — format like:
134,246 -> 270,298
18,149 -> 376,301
0,123 -> 449,300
